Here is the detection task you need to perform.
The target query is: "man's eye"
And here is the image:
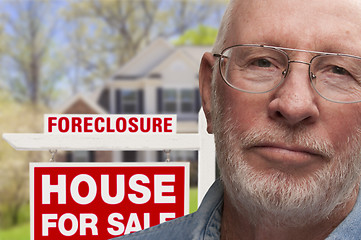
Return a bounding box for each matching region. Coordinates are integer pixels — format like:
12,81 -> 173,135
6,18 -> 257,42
253,59 -> 272,68
331,66 -> 349,75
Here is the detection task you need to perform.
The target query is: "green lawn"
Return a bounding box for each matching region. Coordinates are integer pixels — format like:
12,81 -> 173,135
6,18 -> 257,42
189,187 -> 198,213
0,188 -> 198,239
0,222 -> 30,240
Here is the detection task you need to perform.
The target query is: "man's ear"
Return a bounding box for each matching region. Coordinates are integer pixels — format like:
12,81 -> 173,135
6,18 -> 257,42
199,52 -> 215,134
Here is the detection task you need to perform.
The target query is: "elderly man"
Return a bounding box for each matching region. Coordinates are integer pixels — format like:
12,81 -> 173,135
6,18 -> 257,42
112,0 -> 361,239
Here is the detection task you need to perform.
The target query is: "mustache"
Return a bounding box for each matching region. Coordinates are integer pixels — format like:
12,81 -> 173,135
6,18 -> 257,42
218,121 -> 335,159
211,99 -> 337,160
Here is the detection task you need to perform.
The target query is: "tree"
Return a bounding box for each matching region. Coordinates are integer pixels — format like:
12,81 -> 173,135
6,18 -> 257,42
0,0 -> 62,105
62,0 -> 227,90
173,25 -> 218,46
0,0 -> 226,101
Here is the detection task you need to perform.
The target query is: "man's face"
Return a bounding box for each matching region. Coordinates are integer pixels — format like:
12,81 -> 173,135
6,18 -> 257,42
203,0 -> 361,226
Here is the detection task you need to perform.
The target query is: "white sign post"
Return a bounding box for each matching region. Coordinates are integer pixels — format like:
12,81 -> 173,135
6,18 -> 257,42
3,110 -> 215,206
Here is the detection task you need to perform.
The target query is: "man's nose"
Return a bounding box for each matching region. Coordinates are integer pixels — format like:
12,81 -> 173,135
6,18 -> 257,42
268,64 -> 320,126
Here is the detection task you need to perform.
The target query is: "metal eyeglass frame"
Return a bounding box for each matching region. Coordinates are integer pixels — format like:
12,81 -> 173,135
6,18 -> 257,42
213,44 -> 361,104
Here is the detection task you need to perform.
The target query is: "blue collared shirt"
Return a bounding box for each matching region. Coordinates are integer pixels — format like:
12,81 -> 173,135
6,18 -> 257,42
110,179 -> 361,240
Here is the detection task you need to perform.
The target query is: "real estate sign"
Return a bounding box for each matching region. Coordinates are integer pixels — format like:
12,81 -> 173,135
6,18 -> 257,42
44,114 -> 177,134
30,162 -> 189,240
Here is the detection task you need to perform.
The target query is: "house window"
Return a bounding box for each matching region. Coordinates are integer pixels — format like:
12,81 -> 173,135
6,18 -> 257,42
162,89 -> 195,114
122,90 -> 138,113
163,89 -> 177,113
123,151 -> 137,162
180,89 -> 194,113
68,151 -> 94,162
158,150 -> 196,162
116,89 -> 143,114
172,151 -> 196,162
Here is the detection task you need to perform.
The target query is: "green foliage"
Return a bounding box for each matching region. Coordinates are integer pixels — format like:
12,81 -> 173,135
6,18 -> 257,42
0,204 -> 30,230
173,25 -> 218,46
0,91 -> 48,228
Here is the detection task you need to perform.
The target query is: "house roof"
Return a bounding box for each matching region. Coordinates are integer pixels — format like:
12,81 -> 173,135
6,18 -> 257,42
112,38 -> 211,81
180,46 -> 212,65
58,93 -> 107,114
149,48 -> 200,77
113,38 -> 174,80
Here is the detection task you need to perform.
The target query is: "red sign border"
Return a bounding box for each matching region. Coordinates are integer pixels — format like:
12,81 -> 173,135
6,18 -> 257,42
30,162 -> 190,240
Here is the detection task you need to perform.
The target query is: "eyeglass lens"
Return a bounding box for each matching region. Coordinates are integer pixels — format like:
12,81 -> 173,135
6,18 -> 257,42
219,45 -> 361,103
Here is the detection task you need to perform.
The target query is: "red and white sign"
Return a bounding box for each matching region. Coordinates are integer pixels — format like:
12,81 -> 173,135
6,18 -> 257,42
44,115 -> 177,134
30,162 -> 189,240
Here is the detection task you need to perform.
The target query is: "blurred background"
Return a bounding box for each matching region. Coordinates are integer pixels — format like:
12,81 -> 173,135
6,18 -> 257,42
0,0 -> 227,239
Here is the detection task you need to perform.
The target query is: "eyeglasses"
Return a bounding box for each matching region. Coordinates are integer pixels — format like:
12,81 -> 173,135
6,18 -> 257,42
213,44 -> 361,103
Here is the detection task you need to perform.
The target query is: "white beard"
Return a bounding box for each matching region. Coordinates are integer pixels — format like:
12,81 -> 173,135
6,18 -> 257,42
212,88 -> 361,227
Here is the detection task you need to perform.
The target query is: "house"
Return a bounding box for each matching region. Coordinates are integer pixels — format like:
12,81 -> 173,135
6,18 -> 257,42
58,38 -> 210,167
